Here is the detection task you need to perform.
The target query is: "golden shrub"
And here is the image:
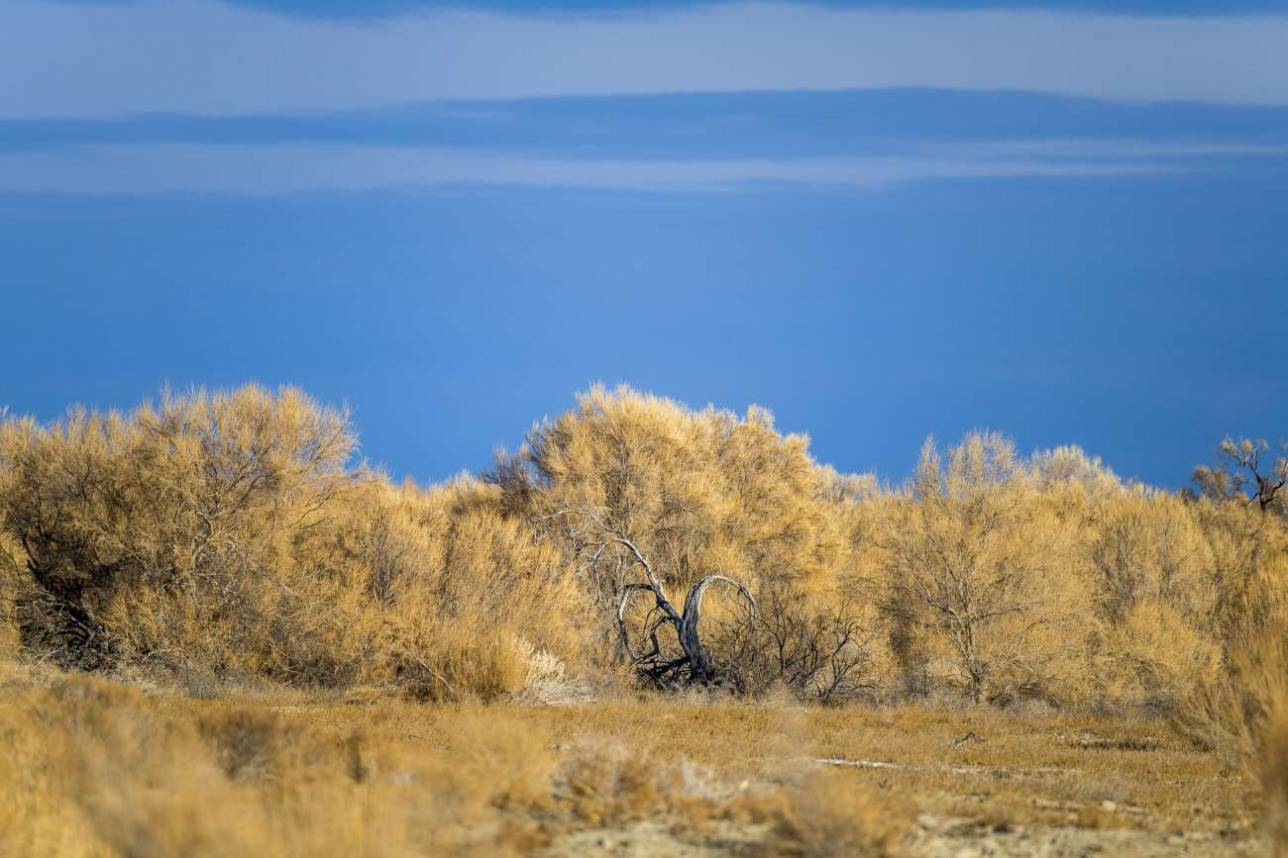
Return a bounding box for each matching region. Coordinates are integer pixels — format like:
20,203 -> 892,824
0,387 -> 593,697
0,383 -> 1284,724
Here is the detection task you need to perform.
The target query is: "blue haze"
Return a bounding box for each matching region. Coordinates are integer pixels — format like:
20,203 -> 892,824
2,0 -> 1287,487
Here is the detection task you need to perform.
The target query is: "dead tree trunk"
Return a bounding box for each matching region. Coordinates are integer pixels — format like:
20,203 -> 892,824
611,532 -> 755,686
680,574 -> 755,682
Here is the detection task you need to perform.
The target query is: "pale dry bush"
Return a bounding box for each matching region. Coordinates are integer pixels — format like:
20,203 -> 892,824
357,482 -> 587,701
490,386 -> 890,696
873,433 -> 1091,704
1083,491 -> 1216,626
556,741 -> 681,827
770,769 -> 910,858
1261,658 -> 1288,854
858,432 -> 1272,715
0,386 -> 361,680
1182,505 -> 1277,771
0,387 -> 593,699
1189,633 -> 1288,853
1182,496 -> 1288,823
492,385 -> 858,662
1229,628 -> 1288,854
0,535 -> 20,662
1087,601 -> 1222,715
1029,444 -> 1124,495
0,383 -> 1283,726
1073,490 -> 1223,713
514,638 -> 587,705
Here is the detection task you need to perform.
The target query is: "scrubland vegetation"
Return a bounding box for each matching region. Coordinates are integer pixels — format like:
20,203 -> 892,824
1,384 -> 1286,855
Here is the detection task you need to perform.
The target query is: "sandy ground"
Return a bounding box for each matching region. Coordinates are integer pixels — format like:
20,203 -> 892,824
542,816 -> 1267,857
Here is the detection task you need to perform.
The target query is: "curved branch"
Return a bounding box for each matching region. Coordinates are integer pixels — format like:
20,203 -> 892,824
609,532 -> 682,626
617,582 -> 657,658
680,575 -> 757,682
570,506 -> 683,626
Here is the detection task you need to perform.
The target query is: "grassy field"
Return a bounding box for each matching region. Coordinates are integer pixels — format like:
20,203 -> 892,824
0,662 -> 1267,858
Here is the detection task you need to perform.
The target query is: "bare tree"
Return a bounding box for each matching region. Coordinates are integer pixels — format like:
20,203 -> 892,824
880,434 -> 1045,703
563,508 -> 756,687
1193,438 -> 1288,515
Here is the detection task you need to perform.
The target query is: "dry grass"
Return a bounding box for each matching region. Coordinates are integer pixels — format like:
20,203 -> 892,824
0,661 -> 1267,858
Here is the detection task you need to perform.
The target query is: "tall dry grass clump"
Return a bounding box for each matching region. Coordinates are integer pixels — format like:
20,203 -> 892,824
1261,662 -> 1288,852
1173,511 -> 1288,848
0,670 -> 565,858
0,535 -> 20,661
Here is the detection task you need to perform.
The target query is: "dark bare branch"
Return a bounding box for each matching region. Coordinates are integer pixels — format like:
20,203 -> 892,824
616,582 -> 657,658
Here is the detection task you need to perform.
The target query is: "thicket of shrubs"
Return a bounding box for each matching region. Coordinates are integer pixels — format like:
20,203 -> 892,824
0,388 -> 582,701
0,384 -> 1284,730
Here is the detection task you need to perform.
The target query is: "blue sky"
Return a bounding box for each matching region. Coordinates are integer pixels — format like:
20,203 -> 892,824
2,0 -> 1287,487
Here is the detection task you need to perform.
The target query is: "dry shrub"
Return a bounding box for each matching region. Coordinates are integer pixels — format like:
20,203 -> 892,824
557,742 -> 675,826
0,387 -> 592,697
1171,516 -> 1288,847
1061,491 -> 1222,713
1183,630 -> 1288,851
359,486 -> 587,701
0,386 -> 360,678
0,535 -> 20,662
857,433 -> 1281,716
1084,492 -> 1216,626
1088,601 -> 1222,715
1178,517 -> 1288,744
875,433 -> 1090,704
0,382 -> 1284,729
769,769 -> 910,857
713,580 -> 879,702
491,385 -> 857,658
550,737 -> 865,844
515,642 -> 585,704
384,625 -> 530,702
1262,671 -> 1288,853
